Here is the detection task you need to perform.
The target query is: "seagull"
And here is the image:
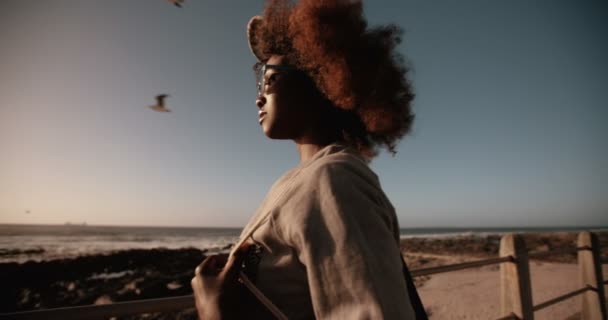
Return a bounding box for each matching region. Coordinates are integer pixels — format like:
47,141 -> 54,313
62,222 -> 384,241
167,0 -> 184,8
149,94 -> 172,113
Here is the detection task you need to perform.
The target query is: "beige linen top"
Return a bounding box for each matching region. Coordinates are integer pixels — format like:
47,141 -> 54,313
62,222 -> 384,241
236,144 -> 415,319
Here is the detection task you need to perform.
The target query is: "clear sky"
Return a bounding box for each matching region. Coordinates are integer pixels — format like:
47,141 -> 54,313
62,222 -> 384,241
1,1 -> 607,228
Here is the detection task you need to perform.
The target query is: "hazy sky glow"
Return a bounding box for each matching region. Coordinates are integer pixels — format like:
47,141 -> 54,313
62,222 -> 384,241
1,1 -> 607,228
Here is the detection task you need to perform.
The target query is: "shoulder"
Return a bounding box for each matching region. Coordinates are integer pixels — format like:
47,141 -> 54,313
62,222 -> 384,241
272,146 -> 397,243
300,146 -> 381,192
277,144 -> 391,210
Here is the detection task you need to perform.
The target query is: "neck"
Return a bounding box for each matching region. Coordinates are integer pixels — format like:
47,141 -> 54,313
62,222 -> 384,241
294,129 -> 342,163
295,142 -> 327,163
293,103 -> 343,163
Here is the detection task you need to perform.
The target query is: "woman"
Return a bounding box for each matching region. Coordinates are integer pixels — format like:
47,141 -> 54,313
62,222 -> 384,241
191,0 -> 423,318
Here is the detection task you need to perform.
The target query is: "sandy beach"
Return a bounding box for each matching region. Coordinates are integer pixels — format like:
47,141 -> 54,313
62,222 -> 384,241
2,231 -> 606,319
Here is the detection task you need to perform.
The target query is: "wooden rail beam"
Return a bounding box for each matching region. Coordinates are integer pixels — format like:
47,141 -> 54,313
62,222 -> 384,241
532,286 -> 590,312
0,295 -> 194,320
411,256 -> 513,277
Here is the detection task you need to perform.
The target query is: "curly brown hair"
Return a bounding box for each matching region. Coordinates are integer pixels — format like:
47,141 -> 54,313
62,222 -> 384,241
254,0 -> 415,158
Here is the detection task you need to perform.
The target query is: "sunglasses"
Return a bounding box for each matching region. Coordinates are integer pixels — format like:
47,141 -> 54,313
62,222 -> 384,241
253,63 -> 298,97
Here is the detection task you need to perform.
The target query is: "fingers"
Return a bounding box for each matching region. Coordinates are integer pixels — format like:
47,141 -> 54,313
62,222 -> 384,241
195,255 -> 221,277
222,244 -> 252,280
191,277 -> 201,303
192,244 -> 253,283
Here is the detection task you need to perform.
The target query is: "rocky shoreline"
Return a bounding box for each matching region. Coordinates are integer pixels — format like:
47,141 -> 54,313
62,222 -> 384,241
1,248 -> 208,319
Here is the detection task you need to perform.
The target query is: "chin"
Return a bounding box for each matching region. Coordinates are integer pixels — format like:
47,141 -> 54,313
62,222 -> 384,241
263,126 -> 291,140
264,131 -> 288,140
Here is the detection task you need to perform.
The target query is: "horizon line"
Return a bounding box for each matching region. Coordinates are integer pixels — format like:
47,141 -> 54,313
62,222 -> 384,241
1,222 -> 607,231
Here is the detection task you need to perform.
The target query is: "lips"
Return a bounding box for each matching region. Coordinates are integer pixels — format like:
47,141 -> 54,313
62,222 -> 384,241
258,111 -> 267,124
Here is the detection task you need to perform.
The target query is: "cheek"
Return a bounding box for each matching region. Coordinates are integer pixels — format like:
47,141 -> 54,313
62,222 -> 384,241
262,95 -> 300,138
266,94 -> 293,122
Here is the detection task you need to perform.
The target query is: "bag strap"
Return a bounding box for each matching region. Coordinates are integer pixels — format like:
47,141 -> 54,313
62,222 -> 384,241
238,271 -> 289,320
401,254 -> 428,320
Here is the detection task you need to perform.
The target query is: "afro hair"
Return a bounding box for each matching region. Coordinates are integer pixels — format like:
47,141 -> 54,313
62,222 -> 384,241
253,0 -> 415,158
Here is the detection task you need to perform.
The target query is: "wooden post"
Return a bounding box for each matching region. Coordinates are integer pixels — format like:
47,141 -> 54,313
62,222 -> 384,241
500,234 -> 534,319
578,231 -> 607,320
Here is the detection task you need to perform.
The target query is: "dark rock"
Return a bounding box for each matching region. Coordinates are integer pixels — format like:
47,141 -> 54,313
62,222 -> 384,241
1,247 -> 208,316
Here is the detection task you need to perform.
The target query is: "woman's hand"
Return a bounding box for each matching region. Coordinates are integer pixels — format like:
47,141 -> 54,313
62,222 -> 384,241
191,247 -> 248,320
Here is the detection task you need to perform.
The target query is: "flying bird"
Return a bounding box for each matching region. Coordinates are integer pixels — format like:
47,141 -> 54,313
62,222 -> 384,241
149,94 -> 172,113
167,0 -> 184,8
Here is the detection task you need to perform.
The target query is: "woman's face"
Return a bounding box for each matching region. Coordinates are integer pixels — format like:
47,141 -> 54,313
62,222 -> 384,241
255,55 -> 319,140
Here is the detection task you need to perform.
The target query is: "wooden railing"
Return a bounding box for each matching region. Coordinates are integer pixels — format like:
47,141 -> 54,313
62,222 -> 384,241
411,232 -> 607,320
1,231 -> 606,320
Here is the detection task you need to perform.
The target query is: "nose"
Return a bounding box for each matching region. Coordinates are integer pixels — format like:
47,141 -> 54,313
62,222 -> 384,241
256,95 -> 267,109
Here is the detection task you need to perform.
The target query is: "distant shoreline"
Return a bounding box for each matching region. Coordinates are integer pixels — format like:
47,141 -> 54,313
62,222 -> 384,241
2,222 -> 606,232
2,223 -> 607,263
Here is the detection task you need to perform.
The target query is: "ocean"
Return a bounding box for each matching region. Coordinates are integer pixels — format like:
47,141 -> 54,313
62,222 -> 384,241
1,224 -> 605,263
0,224 -> 240,263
